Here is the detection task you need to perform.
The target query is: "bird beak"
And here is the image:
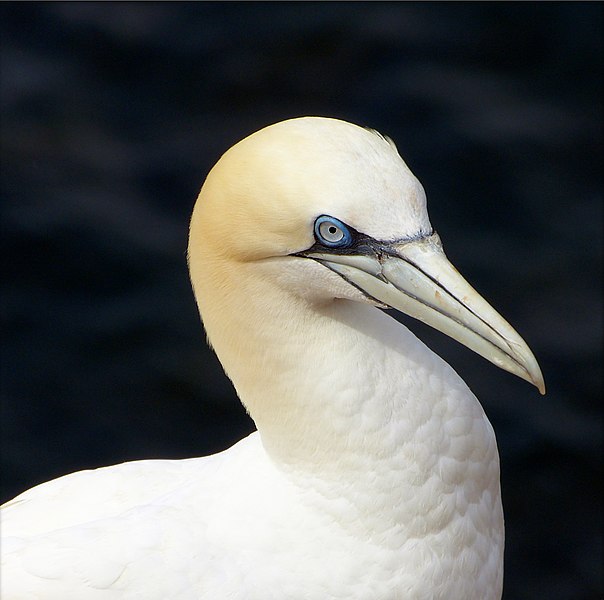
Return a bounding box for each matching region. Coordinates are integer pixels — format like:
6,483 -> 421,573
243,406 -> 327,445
307,233 -> 545,394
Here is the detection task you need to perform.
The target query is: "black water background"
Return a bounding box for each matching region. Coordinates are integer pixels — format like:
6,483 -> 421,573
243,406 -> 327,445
1,3 -> 602,598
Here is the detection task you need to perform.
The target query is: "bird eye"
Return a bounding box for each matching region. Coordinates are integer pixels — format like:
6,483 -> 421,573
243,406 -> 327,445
314,215 -> 353,248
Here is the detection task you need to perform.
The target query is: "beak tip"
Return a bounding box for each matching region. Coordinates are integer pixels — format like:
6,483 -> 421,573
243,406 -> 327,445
530,370 -> 546,395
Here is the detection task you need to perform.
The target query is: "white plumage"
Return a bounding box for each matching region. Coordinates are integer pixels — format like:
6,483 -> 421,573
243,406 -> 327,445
1,117 -> 544,599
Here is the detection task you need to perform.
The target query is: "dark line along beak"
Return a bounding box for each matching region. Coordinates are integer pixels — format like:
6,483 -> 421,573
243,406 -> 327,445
305,233 -> 545,394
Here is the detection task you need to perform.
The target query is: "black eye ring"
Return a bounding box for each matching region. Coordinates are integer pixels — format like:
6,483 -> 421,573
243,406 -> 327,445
314,215 -> 353,248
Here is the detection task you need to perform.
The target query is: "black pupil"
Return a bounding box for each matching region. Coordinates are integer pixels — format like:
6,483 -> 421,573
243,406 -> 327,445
329,226 -> 337,234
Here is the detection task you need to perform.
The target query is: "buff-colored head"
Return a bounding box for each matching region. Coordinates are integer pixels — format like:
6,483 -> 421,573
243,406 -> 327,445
190,117 -> 431,263
188,117 -> 544,395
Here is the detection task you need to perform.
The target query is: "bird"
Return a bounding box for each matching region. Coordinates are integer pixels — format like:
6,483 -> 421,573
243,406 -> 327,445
1,116 -> 545,600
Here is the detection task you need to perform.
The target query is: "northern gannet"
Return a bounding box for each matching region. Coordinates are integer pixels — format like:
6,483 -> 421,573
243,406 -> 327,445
1,117 -> 544,600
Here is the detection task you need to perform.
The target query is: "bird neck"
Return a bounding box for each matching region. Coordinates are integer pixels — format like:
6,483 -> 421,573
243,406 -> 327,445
192,258 -> 494,481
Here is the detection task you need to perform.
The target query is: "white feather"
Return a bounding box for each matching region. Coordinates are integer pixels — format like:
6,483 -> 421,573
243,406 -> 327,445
1,117 -> 543,599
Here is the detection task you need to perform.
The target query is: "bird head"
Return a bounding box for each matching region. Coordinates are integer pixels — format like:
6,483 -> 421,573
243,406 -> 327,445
189,117 -> 545,394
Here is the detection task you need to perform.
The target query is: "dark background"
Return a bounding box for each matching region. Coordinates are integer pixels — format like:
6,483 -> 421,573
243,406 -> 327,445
1,3 -> 601,599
